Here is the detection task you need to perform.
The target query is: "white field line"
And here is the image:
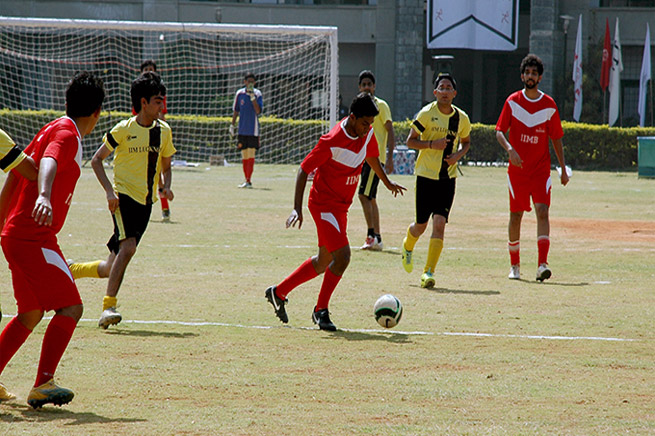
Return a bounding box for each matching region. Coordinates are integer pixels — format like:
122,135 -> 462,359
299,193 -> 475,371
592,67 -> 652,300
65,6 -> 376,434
0,315 -> 635,342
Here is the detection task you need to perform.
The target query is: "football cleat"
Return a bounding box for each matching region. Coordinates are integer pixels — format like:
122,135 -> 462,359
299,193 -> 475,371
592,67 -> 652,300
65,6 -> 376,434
265,286 -> 288,324
401,238 -> 413,273
238,181 -> 253,189
420,270 -> 436,289
162,209 -> 171,222
312,307 -> 336,331
536,263 -> 552,282
370,236 -> 383,252
98,307 -> 122,329
508,264 -> 521,280
27,379 -> 74,409
0,382 -> 16,402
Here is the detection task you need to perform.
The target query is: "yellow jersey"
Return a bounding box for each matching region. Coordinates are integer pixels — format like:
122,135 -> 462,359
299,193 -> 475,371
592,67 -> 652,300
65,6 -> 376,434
103,117 -> 176,205
373,96 -> 392,159
0,128 -> 26,173
411,103 -> 470,180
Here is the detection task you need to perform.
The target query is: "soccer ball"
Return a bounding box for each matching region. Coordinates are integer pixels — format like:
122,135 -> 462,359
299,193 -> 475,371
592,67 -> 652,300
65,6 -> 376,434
374,294 -> 403,328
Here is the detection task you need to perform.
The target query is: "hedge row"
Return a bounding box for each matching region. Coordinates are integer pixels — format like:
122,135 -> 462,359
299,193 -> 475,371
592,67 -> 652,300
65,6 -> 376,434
2,109 -> 655,170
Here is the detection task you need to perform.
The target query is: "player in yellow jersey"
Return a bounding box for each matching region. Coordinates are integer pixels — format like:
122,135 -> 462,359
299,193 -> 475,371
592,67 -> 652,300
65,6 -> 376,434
69,72 -> 176,328
0,128 -> 38,336
356,70 -> 395,251
401,73 -> 471,288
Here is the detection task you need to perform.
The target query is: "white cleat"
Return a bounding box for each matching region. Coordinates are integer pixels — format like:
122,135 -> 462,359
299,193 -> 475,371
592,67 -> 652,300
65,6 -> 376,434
98,307 -> 122,329
536,263 -> 552,282
508,264 -> 520,280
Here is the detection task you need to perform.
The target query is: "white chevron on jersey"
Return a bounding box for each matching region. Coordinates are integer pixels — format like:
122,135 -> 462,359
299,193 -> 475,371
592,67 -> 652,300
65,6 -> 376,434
330,128 -> 374,168
508,100 -> 556,128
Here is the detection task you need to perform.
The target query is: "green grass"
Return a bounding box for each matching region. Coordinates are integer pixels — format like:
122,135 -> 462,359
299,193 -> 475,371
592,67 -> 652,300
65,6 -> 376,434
0,164 -> 654,435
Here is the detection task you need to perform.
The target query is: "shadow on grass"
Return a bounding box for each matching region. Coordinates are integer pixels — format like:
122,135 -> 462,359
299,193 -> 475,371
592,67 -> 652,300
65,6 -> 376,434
0,403 -> 147,425
409,284 -> 500,295
102,329 -> 199,338
324,329 -> 413,344
534,281 -> 589,287
357,249 -> 401,257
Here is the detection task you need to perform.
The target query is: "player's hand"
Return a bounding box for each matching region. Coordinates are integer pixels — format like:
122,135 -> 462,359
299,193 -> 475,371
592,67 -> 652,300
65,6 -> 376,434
106,191 -> 119,213
161,188 -> 174,201
32,195 -> 53,226
444,154 -> 458,166
560,171 -> 570,186
508,148 -> 522,168
286,209 -> 303,229
386,180 -> 406,197
229,125 -> 236,137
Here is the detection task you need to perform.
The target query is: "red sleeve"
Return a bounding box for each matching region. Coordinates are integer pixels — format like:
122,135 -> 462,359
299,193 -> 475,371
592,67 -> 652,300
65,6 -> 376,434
162,96 -> 168,115
366,130 -> 379,158
548,107 -> 564,140
43,129 -> 77,169
495,99 -> 511,132
300,138 -> 331,174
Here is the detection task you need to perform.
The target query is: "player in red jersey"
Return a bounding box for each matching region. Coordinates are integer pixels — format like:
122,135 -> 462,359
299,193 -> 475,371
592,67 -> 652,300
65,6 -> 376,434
0,72 -> 105,407
495,54 -> 569,282
264,93 -> 406,331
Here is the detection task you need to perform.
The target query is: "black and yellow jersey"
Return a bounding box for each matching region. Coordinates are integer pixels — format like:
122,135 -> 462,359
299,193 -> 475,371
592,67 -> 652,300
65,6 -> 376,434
103,117 -> 176,205
0,128 -> 27,173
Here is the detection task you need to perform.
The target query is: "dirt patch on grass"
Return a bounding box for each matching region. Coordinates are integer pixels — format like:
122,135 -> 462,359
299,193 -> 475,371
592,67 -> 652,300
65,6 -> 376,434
552,218 -> 655,243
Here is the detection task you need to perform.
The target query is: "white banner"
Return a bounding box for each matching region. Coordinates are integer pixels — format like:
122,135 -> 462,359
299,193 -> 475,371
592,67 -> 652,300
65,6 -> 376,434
608,18 -> 623,127
638,23 -> 651,127
427,0 -> 519,51
572,15 -> 583,122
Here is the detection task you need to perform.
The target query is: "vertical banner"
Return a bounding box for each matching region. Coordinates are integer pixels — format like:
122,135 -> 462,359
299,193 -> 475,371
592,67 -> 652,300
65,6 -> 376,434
608,18 -> 623,127
427,0 -> 519,51
572,15 -> 583,122
638,23 -> 651,127
600,18 -> 611,91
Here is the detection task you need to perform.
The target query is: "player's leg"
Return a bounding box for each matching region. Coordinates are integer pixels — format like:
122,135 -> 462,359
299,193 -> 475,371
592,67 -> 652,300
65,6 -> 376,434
159,173 -> 170,222
533,172 -> 553,281
403,176 -> 431,273
69,251 -> 115,280
421,178 -> 455,288
507,172 -> 530,279
358,162 -> 377,249
312,244 -> 349,331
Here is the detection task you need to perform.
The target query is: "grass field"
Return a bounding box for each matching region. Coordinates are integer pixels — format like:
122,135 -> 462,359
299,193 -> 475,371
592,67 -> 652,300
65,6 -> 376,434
0,163 -> 654,435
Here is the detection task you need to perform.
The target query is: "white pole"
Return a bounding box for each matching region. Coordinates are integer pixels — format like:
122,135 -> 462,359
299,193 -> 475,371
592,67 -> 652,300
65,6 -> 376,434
328,28 -> 339,129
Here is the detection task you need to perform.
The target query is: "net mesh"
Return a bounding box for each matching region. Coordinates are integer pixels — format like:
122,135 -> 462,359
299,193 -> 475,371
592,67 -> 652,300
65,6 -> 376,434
0,18 -> 337,164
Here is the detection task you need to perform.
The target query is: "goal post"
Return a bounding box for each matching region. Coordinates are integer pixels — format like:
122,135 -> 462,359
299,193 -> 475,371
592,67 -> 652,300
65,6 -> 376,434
0,16 -> 338,164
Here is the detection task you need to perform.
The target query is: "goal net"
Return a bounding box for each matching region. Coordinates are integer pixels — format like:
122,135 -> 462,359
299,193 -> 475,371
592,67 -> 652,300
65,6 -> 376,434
0,17 -> 338,164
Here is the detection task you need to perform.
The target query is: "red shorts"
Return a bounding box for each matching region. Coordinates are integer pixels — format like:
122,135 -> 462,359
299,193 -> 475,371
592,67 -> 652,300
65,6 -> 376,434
507,170 -> 552,213
1,237 -> 82,313
309,207 -> 349,253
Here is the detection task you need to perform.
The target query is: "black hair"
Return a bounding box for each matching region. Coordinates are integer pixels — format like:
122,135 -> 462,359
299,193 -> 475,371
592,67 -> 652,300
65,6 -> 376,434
434,73 -> 457,90
65,71 -> 105,118
520,54 -> 544,75
131,71 -> 166,113
244,72 -> 256,81
140,59 -> 157,72
358,70 -> 375,85
349,92 -> 379,118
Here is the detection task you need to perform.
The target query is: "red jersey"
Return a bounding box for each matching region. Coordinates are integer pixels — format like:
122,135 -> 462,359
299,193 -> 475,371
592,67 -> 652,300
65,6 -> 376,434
2,117 -> 82,242
495,90 -> 564,176
301,119 -> 379,212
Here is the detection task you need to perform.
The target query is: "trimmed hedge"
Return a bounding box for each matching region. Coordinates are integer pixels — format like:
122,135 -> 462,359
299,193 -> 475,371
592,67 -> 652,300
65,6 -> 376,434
2,109 -> 654,170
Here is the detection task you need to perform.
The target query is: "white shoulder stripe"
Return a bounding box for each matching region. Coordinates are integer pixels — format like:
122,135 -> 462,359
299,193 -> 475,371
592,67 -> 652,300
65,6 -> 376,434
508,101 -> 556,128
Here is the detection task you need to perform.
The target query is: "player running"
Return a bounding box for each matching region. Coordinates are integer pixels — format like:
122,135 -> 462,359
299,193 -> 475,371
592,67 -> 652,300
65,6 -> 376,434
0,72 -> 105,407
265,93 -> 406,331
495,54 -> 569,281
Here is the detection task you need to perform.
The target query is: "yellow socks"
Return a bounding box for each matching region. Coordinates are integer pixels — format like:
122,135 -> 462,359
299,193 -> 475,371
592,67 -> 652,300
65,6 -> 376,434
404,226 -> 419,252
425,238 -> 444,273
69,260 -> 101,280
103,296 -> 118,311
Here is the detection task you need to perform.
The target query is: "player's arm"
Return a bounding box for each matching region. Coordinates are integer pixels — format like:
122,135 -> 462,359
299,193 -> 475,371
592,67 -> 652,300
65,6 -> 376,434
384,120 -> 395,174
91,144 -> 119,213
249,93 -> 261,115
444,135 -> 470,166
160,156 -> 174,200
406,128 -> 447,151
0,171 -> 19,231
32,156 -> 57,227
365,156 -> 406,197
551,137 -> 569,186
495,130 -> 522,168
230,111 -> 238,138
13,156 -> 38,181
286,167 -> 308,229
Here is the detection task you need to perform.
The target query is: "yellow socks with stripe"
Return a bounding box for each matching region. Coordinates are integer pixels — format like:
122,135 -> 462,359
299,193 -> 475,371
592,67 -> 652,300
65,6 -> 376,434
103,296 -> 118,311
69,260 -> 101,280
404,226 -> 419,252
424,238 -> 444,273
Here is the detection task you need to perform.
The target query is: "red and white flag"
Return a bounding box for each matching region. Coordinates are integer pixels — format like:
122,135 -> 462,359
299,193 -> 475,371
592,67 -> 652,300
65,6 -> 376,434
608,18 -> 623,127
600,18 -> 611,92
572,15 -> 583,122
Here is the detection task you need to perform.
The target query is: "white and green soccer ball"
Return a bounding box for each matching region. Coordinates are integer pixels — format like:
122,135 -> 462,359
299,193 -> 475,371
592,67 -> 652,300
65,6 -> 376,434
374,294 -> 403,328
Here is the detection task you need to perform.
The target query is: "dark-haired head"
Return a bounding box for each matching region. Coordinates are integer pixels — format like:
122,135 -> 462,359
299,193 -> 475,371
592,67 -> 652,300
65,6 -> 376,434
434,73 -> 457,90
244,72 -> 256,82
358,70 -> 375,85
349,92 -> 379,118
140,59 -> 157,73
520,54 -> 544,75
66,71 -> 105,118
131,71 -> 166,113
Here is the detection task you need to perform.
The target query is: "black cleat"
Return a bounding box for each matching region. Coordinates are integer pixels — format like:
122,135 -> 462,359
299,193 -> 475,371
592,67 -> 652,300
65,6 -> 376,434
312,307 -> 337,331
265,286 -> 288,323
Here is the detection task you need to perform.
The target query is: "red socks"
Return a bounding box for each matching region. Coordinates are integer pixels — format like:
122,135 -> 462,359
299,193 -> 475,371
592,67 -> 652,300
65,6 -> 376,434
34,315 -> 77,387
508,240 -> 520,266
316,267 -> 341,311
160,197 -> 169,210
537,235 -> 550,265
277,258 -> 318,298
0,317 -> 32,375
242,158 -> 255,183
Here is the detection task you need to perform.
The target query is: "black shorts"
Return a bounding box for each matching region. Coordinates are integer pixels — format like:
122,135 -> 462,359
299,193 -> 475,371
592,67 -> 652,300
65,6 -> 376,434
237,135 -> 260,150
358,161 -> 382,200
415,176 -> 456,224
107,193 -> 153,254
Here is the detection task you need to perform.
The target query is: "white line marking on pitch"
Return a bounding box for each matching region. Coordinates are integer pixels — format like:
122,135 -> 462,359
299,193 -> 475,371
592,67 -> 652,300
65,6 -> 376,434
64,317 -> 635,342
